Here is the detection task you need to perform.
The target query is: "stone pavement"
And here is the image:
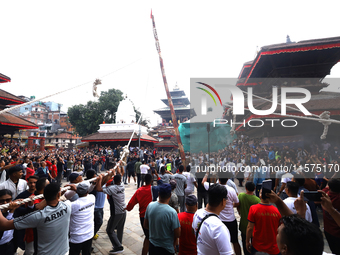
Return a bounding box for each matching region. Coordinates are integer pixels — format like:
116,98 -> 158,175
92,179 -> 244,255
17,175 -> 332,255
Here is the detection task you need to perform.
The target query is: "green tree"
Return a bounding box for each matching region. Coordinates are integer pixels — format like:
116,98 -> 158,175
98,89 -> 124,123
68,101 -> 102,137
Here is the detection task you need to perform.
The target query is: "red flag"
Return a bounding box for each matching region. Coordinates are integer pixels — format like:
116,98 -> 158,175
150,9 -> 152,19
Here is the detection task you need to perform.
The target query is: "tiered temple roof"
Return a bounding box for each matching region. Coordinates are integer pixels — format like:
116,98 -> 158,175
154,84 -> 196,123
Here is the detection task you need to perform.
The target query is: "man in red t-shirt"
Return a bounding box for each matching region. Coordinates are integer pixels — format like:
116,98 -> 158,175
45,156 -> 53,172
126,173 -> 163,255
50,160 -> 57,179
246,189 -> 281,255
178,195 -> 197,255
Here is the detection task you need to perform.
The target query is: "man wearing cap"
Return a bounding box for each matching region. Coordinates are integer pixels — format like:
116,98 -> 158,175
177,195 -> 198,255
0,165 -> 27,199
144,183 -> 181,255
67,181 -> 95,255
63,173 -> 84,202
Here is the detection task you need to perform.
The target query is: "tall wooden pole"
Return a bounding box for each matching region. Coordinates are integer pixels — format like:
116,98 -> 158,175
151,11 -> 186,167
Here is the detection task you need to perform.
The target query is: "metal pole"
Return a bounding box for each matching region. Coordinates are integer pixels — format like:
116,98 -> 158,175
139,124 -> 141,149
207,123 -> 210,186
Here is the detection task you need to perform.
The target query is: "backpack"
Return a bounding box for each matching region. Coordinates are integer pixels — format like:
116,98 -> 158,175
195,213 -> 218,241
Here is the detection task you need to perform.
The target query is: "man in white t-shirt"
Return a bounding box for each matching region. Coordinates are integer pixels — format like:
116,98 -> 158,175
0,166 -> 27,199
192,183 -> 233,255
278,174 -> 292,200
202,175 -> 241,255
68,181 -> 95,255
140,161 -> 150,186
283,181 -> 312,222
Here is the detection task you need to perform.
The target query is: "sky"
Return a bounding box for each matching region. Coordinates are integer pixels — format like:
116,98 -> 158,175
1,0 -> 340,127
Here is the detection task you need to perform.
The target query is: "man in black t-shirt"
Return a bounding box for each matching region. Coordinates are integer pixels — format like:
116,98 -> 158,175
196,162 -> 209,209
175,157 -> 182,172
56,157 -> 64,186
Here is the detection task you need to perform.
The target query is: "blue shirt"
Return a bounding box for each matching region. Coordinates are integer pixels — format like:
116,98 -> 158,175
253,166 -> 267,186
151,179 -> 163,201
145,201 -> 180,253
95,191 -> 106,209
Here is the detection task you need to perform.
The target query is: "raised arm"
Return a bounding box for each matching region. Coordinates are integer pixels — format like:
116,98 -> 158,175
320,190 -> 340,227
267,190 -> 296,217
96,175 -> 104,192
101,169 -> 115,185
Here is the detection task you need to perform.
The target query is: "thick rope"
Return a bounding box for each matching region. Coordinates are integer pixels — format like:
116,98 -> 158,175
0,109 -> 143,209
0,68 -> 151,210
0,150 -> 128,210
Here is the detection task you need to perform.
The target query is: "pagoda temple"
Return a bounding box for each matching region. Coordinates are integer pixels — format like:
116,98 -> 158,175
153,129 -> 178,151
154,83 -> 196,125
0,73 -> 38,146
230,36 -> 340,147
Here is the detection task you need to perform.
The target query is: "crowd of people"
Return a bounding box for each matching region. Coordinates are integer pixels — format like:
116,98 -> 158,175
0,137 -> 340,255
